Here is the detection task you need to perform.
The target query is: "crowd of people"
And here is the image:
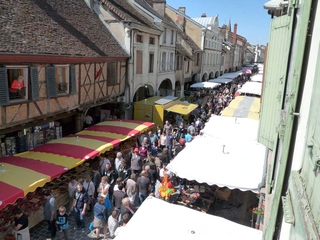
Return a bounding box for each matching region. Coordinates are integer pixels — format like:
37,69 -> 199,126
5,74 -> 257,240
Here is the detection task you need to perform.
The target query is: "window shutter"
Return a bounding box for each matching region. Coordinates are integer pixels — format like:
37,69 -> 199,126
30,67 -> 40,100
46,66 -> 57,98
69,65 -> 76,94
0,68 -> 9,106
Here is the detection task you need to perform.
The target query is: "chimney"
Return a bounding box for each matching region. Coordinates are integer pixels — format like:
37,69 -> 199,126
233,23 -> 237,44
178,7 -> 185,14
153,0 -> 166,16
201,13 -> 207,18
177,7 -> 186,31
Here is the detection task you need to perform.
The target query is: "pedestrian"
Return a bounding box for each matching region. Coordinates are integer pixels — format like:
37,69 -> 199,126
43,190 -> 57,239
117,160 -> 131,183
120,198 -> 135,219
112,182 -> 127,210
131,148 -> 142,175
99,154 -> 111,177
114,152 -> 123,175
165,130 -> 174,160
56,206 -> 69,240
92,167 -> 101,198
4,234 -> 16,240
83,174 -> 95,212
114,213 -> 131,237
125,173 -> 138,205
107,210 -> 119,239
84,114 -> 94,128
136,170 -> 151,204
93,196 -> 108,240
12,208 -> 30,240
71,182 -> 88,232
67,177 -> 78,214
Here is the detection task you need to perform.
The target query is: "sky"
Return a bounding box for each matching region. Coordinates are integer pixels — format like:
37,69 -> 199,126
167,0 -> 271,45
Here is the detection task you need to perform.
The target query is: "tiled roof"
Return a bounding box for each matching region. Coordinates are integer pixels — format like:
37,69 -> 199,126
101,0 -> 156,29
0,0 -> 128,58
134,0 -> 175,28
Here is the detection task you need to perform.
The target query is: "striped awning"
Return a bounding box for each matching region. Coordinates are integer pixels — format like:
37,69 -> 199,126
0,120 -> 154,210
221,96 -> 260,120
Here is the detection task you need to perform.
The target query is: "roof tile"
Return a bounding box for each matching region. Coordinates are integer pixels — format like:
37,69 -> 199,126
0,0 -> 128,58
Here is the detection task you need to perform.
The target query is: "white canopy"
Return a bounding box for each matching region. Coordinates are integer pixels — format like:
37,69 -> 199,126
167,116 -> 265,192
114,197 -> 262,240
237,82 -> 262,96
208,78 -> 234,84
208,70 -> 244,84
251,74 -> 263,82
202,115 -> 259,141
190,82 -> 220,89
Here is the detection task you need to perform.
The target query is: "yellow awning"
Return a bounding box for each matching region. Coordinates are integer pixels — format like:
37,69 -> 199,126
221,96 -> 260,120
165,102 -> 198,115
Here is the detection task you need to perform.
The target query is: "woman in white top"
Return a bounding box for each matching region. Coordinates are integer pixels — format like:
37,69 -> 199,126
159,131 -> 167,150
98,176 -> 110,198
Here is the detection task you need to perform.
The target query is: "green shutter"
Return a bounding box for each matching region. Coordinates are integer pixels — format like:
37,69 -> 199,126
30,67 -> 40,100
46,66 -> 57,98
264,0 -> 314,239
258,15 -> 294,150
0,68 -> 9,106
70,65 -> 77,94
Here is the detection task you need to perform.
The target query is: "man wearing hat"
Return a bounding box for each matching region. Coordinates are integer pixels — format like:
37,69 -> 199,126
131,148 -> 142,175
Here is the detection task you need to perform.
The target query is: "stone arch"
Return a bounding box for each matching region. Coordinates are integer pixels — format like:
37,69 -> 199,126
133,84 -> 155,102
209,71 -> 215,79
202,72 -> 208,82
158,78 -> 173,96
215,71 -> 220,78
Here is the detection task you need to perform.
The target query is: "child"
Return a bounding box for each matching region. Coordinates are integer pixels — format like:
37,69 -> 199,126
56,206 -> 69,240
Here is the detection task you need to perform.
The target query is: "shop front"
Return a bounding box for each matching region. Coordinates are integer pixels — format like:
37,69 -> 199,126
0,119 -> 154,237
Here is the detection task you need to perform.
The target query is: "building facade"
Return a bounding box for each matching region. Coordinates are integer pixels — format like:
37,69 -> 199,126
258,0 -> 320,239
0,0 -> 128,154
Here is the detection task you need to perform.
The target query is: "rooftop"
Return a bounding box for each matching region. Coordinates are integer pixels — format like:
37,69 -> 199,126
0,0 -> 128,58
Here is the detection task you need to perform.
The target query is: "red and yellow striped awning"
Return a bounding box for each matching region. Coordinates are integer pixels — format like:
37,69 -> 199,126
0,120 -> 154,210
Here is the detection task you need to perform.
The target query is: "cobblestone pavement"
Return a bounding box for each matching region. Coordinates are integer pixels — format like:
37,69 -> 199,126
30,211 -> 112,240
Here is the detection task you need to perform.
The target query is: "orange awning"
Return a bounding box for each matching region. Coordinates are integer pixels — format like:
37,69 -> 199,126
0,120 -> 154,210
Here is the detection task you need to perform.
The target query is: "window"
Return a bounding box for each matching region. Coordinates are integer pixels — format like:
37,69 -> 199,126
6,66 -> 28,100
136,34 -> 143,43
169,53 -> 174,70
55,65 -> 69,94
196,53 -> 200,66
136,51 -> 143,74
149,37 -> 155,45
107,62 -> 118,85
163,28 -> 166,44
171,30 -> 174,44
149,53 -> 154,73
161,52 -> 166,71
185,60 -> 190,73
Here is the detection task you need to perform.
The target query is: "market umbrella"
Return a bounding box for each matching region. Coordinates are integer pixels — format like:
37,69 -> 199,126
243,69 -> 252,74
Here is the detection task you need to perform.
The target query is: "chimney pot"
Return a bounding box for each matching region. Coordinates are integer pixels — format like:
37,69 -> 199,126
201,13 -> 206,18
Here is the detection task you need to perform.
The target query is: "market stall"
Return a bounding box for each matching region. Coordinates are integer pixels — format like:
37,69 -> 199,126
221,96 -> 260,120
0,119 -> 154,236
114,197 -> 262,240
237,82 -> 262,96
167,134 -> 266,193
190,82 -> 220,89
134,96 -> 198,128
201,115 -> 259,141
